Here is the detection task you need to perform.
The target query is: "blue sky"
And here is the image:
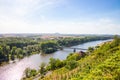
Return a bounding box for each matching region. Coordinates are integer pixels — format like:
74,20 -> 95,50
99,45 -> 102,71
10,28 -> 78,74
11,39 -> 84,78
0,0 -> 120,34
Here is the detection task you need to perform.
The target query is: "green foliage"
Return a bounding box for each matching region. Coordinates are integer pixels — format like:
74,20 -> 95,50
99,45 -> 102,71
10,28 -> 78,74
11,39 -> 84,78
24,68 -> 31,78
65,60 -> 78,70
46,58 -> 64,70
40,41 -> 58,53
30,69 -> 37,76
46,53 -> 82,71
0,46 -> 6,62
47,58 -> 57,70
88,47 -> 94,53
0,37 -> 41,62
0,45 -> 11,62
57,36 -> 112,47
15,48 -> 23,59
84,51 -> 120,80
0,36 -> 112,63
0,37 -> 38,49
67,53 -> 81,61
42,37 -> 120,80
24,68 -> 37,78
39,62 -> 46,75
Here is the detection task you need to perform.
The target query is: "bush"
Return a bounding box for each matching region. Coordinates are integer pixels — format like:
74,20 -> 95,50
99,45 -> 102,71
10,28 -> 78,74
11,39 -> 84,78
65,60 -> 78,70
24,68 -> 37,78
46,58 -> 64,70
39,62 -> 46,75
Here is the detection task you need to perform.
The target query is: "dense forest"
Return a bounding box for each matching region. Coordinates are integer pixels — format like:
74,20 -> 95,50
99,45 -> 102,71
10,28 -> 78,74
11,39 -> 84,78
0,36 -> 112,64
0,37 -> 40,63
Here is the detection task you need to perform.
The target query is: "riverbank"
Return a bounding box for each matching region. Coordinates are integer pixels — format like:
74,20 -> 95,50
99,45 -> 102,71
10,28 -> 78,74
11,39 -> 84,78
22,39 -> 112,80
40,38 -> 120,80
0,39 -> 112,80
0,36 -> 112,64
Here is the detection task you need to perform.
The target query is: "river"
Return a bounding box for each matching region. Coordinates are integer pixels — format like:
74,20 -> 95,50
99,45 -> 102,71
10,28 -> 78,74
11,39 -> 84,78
0,39 -> 111,80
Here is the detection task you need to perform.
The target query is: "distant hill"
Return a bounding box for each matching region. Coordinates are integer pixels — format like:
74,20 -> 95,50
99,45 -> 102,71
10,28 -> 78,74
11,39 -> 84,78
0,33 -> 115,38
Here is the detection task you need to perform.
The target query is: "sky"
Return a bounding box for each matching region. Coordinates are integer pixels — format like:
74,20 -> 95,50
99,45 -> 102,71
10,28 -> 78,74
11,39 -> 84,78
0,0 -> 120,34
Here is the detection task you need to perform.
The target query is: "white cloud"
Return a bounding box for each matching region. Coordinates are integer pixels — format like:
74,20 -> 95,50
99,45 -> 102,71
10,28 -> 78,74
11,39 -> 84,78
30,18 -> 120,34
0,0 -> 64,33
0,0 -> 62,16
0,15 -> 120,34
0,0 -> 120,34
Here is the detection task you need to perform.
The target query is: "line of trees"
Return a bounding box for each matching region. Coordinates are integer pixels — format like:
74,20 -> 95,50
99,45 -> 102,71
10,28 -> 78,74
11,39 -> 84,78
0,37 -> 41,63
0,36 -> 112,63
57,36 -> 112,47
0,44 -> 41,63
40,36 -> 112,53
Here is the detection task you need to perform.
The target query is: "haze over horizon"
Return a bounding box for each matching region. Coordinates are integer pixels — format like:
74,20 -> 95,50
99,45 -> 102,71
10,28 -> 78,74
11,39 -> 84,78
0,0 -> 120,34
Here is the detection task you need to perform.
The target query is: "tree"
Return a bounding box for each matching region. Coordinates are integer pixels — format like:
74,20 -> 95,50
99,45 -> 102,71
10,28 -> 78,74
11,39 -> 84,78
6,46 -> 10,61
40,41 -> 58,53
0,46 -> 5,62
39,62 -> 46,75
24,68 -> 31,78
30,69 -> 37,76
55,59 -> 63,68
112,35 -> 120,47
15,48 -> 23,59
1,45 -> 10,61
65,60 -> 78,70
88,47 -> 94,53
24,68 -> 37,78
11,46 -> 17,60
48,58 -> 57,70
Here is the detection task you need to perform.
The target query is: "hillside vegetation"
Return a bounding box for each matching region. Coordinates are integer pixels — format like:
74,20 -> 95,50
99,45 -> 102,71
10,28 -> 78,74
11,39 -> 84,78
41,36 -> 120,80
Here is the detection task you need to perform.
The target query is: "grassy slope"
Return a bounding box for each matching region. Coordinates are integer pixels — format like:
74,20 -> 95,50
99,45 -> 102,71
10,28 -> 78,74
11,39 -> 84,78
42,39 -> 120,80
